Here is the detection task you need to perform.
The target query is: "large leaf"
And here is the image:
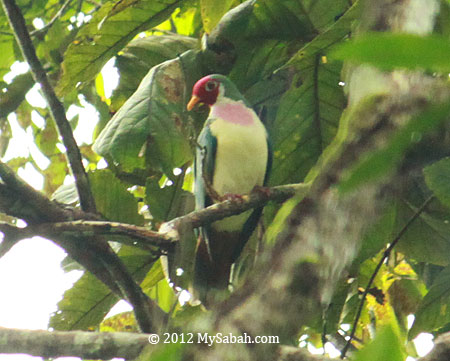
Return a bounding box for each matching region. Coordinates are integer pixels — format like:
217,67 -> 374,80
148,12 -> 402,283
49,246 -> 155,331
145,173 -> 193,224
395,198 -> 450,266
353,325 -> 404,361
111,34 -> 198,111
94,50 -> 203,175
200,0 -> 235,33
424,157 -> 450,209
270,59 -> 345,185
89,169 -> 145,225
410,266 -> 450,338
331,33 -> 450,73
285,1 -> 361,70
0,36 -> 15,79
57,0 -> 181,95
207,0 -> 349,49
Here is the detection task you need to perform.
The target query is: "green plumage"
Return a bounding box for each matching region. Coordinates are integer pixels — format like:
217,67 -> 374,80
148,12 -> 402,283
190,75 -> 272,303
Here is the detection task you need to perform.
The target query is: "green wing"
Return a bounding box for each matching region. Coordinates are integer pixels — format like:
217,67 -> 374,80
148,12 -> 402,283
194,120 -> 217,211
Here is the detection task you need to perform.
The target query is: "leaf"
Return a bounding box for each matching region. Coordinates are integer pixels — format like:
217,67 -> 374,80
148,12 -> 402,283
207,0 -> 349,48
56,0 -> 181,95
339,101 -> 450,194
410,266 -> 450,339
94,50 -> 202,176
395,198 -> 450,266
270,59 -> 345,185
145,174 -> 192,224
200,0 -> 235,33
0,37 -> 19,81
331,33 -> 450,73
49,246 -> 155,331
111,34 -> 198,111
284,1 -> 361,70
353,325 -> 404,361
89,169 -> 145,225
424,158 -> 450,208
355,204 -> 395,263
100,311 -> 138,332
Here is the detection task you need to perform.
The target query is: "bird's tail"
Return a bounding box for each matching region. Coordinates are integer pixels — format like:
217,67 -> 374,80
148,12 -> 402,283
193,231 -> 237,305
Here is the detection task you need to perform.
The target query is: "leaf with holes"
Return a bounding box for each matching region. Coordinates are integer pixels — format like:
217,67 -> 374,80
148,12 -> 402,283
111,34 -> 198,111
94,50 -> 203,176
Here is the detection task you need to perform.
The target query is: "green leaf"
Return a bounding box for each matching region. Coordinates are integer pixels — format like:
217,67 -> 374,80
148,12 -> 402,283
395,198 -> 450,266
424,158 -> 450,208
49,246 -> 155,331
284,1 -> 361,70
56,0 -> 180,95
111,34 -> 197,111
270,59 -> 345,185
200,0 -> 235,33
0,37 -> 16,79
410,266 -> 450,339
353,325 -> 404,361
339,101 -> 450,194
140,259 -> 165,291
145,174 -> 192,223
89,169 -> 145,225
355,204 -> 395,263
94,50 -> 202,176
331,33 -> 450,72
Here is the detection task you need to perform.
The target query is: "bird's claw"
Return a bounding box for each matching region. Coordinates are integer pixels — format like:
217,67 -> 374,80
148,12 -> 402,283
221,193 -> 245,202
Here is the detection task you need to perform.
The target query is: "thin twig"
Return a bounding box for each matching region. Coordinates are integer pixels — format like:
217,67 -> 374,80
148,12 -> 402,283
340,195 -> 435,359
30,0 -> 73,37
1,0 -> 96,213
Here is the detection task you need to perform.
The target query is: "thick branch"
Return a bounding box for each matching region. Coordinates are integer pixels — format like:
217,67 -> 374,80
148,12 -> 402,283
0,326 -> 336,361
0,162 -> 164,334
0,183 -> 307,251
419,332 -> 450,361
0,327 -> 149,360
1,0 -> 96,213
160,183 -> 308,238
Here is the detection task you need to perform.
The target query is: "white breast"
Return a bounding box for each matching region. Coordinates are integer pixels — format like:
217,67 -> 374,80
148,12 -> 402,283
208,104 -> 268,232
210,114 -> 268,196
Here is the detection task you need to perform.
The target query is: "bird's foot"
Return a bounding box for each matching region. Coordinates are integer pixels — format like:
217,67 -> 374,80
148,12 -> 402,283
221,193 -> 245,202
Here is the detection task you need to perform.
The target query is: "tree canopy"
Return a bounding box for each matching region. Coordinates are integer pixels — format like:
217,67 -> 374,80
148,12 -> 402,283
0,0 -> 450,360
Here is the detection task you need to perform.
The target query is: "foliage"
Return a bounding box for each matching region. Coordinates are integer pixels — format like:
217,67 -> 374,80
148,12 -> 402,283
1,0 -> 450,360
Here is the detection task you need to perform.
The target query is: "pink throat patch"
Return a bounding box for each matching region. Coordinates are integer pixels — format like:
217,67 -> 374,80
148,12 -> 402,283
211,102 -> 254,126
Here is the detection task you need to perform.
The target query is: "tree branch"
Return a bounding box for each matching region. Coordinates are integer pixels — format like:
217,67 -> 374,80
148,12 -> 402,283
0,183 -> 307,252
0,327 -> 150,360
419,332 -> 450,361
160,183 -> 309,238
1,0 -> 96,213
30,0 -> 73,37
0,160 -> 165,334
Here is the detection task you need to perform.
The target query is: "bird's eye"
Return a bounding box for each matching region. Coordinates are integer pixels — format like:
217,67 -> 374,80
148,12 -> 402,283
205,81 -> 218,92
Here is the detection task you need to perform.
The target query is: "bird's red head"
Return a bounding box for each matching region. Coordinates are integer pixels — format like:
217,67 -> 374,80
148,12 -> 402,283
187,75 -> 221,111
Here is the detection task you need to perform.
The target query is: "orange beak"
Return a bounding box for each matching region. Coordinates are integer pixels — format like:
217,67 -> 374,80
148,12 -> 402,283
187,95 -> 201,111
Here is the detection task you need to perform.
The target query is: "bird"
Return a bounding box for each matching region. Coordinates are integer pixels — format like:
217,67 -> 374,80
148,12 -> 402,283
186,74 -> 272,303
